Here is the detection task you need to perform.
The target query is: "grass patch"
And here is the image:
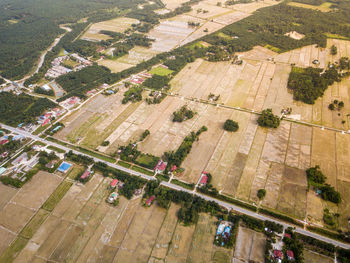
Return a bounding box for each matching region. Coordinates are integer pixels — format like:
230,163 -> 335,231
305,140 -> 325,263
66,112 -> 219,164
324,33 -> 350,40
212,251 -> 231,263
217,32 -> 231,39
0,237 -> 28,263
171,179 -> 195,190
19,209 -> 50,239
42,180 -> 73,211
62,59 -> 78,68
32,124 -> 49,135
135,153 -> 159,170
287,1 -> 332,12
33,141 -> 46,147
156,173 -> 170,182
131,165 -> 154,176
264,44 -> 281,53
118,160 -> 132,168
149,66 -> 173,76
47,145 -> 66,153
66,166 -> 84,180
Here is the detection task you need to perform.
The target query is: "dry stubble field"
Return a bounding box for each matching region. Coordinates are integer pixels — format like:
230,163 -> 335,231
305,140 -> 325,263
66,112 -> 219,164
1,171 -> 268,263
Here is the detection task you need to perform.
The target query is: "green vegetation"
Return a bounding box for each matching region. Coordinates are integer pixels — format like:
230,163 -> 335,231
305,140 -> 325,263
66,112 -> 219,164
287,61 -> 348,104
296,232 -> 335,257
329,99 -> 344,111
307,225 -> 350,243
34,86 -> 54,96
331,44 -> 337,55
164,126 -> 207,170
0,0 -> 146,80
283,229 -> 304,263
101,140 -> 110,146
117,160 -> 132,168
143,74 -> 170,90
172,105 -> 196,122
93,161 -> 147,199
259,208 -> 304,226
140,130 -> 150,141
19,209 -> 50,239
122,86 -> 143,104
56,65 -> 111,101
0,92 -> 56,126
45,122 -> 65,136
170,179 -> 195,190
131,165 -> 154,176
42,180 -> 73,211
118,143 -> 159,170
223,119 -> 239,132
0,167 -> 39,188
257,109 -> 280,128
65,150 -> 94,166
323,208 -> 338,228
0,236 -> 28,263
149,66 -> 173,76
306,165 -> 341,204
257,189 -> 266,200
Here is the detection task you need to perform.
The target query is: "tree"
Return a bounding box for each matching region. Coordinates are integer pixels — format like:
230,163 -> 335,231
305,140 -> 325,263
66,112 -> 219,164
328,103 -> 335,110
306,165 -> 326,184
257,189 -> 266,200
257,109 -> 280,128
331,45 -> 337,55
223,119 -> 239,132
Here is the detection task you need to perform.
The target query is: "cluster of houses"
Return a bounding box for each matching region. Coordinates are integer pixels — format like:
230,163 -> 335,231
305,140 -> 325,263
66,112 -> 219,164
269,233 -> 295,262
59,96 -> 81,109
45,53 -> 92,79
37,107 -> 64,127
215,221 -> 233,246
107,178 -> 125,204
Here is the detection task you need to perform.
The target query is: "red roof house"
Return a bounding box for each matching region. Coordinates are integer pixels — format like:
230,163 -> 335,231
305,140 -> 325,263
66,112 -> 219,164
154,160 -> 167,173
284,233 -> 291,239
42,118 -> 50,126
0,139 -> 9,145
80,170 -> 91,180
273,250 -> 283,259
287,250 -> 294,260
146,195 -> 155,206
170,165 -> 177,172
110,179 -> 119,188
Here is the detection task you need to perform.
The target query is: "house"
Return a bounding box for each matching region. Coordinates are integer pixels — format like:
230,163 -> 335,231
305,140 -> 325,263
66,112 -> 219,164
154,160 -> 167,174
45,161 -> 55,169
80,170 -> 92,181
145,195 -> 155,206
199,172 -> 208,186
170,165 -> 177,172
284,233 -> 291,239
0,167 -> 6,175
0,151 -> 9,158
108,191 -> 119,204
110,179 -> 119,189
273,250 -> 283,260
134,188 -> 142,196
287,250 -> 295,261
0,139 -> 9,145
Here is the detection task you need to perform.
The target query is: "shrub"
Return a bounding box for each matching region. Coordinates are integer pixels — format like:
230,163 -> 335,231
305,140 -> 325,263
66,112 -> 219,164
257,109 -> 280,128
306,165 -> 326,185
257,189 -> 266,200
223,119 -> 239,132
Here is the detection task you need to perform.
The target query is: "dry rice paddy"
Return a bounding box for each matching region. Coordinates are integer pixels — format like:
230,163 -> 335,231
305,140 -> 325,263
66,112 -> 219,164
81,17 -> 139,42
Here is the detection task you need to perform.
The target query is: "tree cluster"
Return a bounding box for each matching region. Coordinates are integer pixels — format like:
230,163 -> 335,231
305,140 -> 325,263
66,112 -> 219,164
257,109 -> 280,128
172,105 -> 196,122
223,119 -> 239,132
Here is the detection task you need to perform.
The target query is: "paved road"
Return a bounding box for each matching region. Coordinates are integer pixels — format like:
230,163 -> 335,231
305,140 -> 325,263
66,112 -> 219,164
1,123 -> 350,250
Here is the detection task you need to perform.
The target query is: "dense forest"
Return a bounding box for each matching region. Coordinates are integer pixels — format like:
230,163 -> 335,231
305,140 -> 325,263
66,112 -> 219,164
0,92 -> 56,125
0,0 -> 144,80
203,3 -> 350,53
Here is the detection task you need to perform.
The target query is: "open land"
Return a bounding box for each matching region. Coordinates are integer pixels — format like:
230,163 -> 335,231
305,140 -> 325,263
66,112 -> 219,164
56,40 -> 350,228
287,1 -> 333,12
81,17 -> 139,42
0,170 -> 270,263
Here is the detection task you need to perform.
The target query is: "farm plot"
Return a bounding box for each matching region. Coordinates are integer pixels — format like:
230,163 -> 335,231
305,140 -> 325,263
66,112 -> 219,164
186,1 -> 234,20
225,0 -> 280,13
186,213 -> 217,263
82,17 -> 139,42
304,249 -> 333,263
161,0 -> 188,10
233,226 -> 266,263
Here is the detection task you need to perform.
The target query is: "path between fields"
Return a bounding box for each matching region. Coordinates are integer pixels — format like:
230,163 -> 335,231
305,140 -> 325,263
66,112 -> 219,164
1,123 -> 350,250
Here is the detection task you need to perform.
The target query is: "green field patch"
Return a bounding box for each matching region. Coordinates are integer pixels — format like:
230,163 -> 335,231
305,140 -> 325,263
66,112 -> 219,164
67,114 -> 101,143
171,179 -> 195,190
212,250 -> 231,263
288,1 -> 333,12
0,237 -> 28,263
42,180 -> 73,211
217,32 -> 231,39
118,160 -> 132,168
264,44 -> 281,53
324,33 -> 350,40
131,165 -> 154,176
149,66 -> 174,76
47,145 -> 66,153
19,209 -> 50,239
135,153 -> 159,170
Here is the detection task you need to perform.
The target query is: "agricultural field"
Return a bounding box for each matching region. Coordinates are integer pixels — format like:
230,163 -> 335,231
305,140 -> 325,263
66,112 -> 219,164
287,1 -> 333,12
81,17 -> 139,42
161,0 -> 188,10
0,171 -> 63,258
233,226 -> 266,263
303,249 -> 333,263
99,46 -> 160,73
0,169 -> 270,263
